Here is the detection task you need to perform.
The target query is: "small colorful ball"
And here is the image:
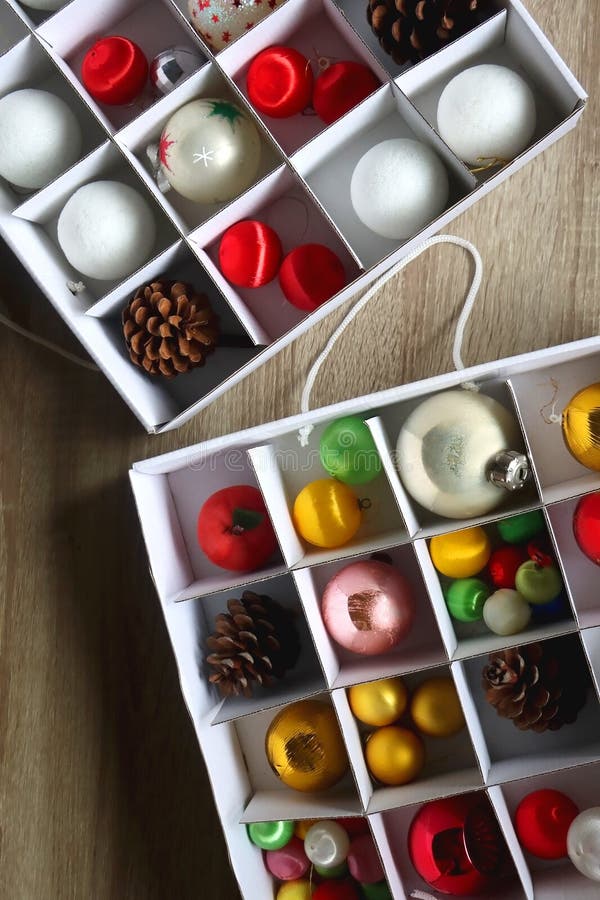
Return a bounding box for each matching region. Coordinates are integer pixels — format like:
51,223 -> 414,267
567,808 -> 600,882
430,527 -> 491,579
337,818 -> 370,837
218,219 -> 282,287
319,416 -> 382,485
497,510 -> 545,544
530,592 -> 568,624
312,883 -> 360,900
266,836 -> 310,881
515,789 -> 579,860
292,479 -> 361,549
247,46 -> 314,118
150,46 -> 203,96
515,560 -> 562,605
348,677 -> 408,726
304,821 -> 350,869
279,244 -> 346,311
313,61 -> 379,125
82,36 -> 148,106
410,677 -> 465,738
360,883 -> 392,900
315,861 -> 348,878
445,578 -> 490,623
295,819 -> 319,840
247,819 -> 294,850
197,484 -> 277,572
562,383 -> 600,471
482,588 -> 531,635
573,492 -> 600,565
365,726 -> 425,786
277,881 -> 313,900
321,559 -> 415,656
188,0 -> 284,52
347,833 -> 385,884
488,545 -> 528,589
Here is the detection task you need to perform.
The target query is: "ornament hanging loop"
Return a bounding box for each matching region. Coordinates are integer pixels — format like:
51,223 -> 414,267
540,377 -> 562,424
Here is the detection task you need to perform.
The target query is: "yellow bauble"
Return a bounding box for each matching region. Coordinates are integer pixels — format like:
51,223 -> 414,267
265,699 -> 349,793
429,526 -> 491,578
294,819 -> 318,840
365,726 -> 425,786
348,677 -> 408,727
562,382 -> 600,471
292,479 -> 362,548
277,881 -> 313,900
410,676 -> 465,737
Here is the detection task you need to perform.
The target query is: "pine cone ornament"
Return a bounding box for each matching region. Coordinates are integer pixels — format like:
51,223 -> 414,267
482,638 -> 588,733
206,591 -> 301,698
123,279 -> 219,378
367,0 -> 490,66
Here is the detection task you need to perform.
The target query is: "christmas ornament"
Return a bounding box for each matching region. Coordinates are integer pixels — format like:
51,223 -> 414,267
396,390 -> 527,519
188,0 -> 284,52
123,279 -> 219,378
437,65 -> 536,166
410,676 -> 465,737
312,883 -> 360,900
338,818 -> 370,837
319,416 -> 381,486
530,592 -> 569,624
361,883 -> 392,900
247,819 -> 294,850
279,244 -> 346,311
265,699 -> 349,792
158,98 -> 261,204
0,89 -> 82,191
150,46 -> 203,96
57,181 -> 156,281
365,725 -> 425,785
482,638 -> 588,732
488,545 -> 528,589
197,484 -> 278,571
218,219 -> 282,288
562,383 -> 600,470
347,834 -> 385,884
445,578 -> 489,622
482,589 -> 531,636
292,479 -> 362,549
276,882 -> 312,900
266,837 -> 310,880
81,36 -> 148,106
515,560 -> 562,605
497,510 -> 545,544
567,808 -> 600,882
350,138 -> 448,240
313,61 -> 379,125
314,862 -> 348,879
304,821 -> 350,869
19,0 -> 65,10
348,676 -> 408,726
295,820 -> 318,840
430,527 -> 491,579
321,559 -> 415,655
514,789 -> 579,860
205,591 -> 300,697
574,492 -> 600,564
247,46 -> 314,118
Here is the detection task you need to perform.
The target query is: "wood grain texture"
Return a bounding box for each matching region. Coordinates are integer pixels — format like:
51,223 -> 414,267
0,3 -> 598,897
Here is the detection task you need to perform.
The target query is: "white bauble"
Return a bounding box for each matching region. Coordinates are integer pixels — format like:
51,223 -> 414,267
0,89 -> 82,190
57,181 -> 156,281
437,64 -> 537,165
567,808 -> 600,882
350,138 -> 449,240
304,821 -> 350,869
483,589 -> 531,636
188,0 -> 284,52
19,0 -> 65,10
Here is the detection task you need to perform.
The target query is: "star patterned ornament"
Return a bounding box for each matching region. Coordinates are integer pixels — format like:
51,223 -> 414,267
187,0 -> 285,51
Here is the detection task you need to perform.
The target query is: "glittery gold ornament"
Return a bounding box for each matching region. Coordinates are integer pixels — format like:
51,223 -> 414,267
348,677 -> 408,727
410,677 -> 465,737
365,726 -> 425,785
562,383 -> 600,471
265,700 -> 349,793
292,479 -> 362,549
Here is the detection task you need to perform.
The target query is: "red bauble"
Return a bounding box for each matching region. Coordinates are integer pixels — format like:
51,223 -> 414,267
279,244 -> 346,311
197,485 -> 277,572
82,36 -> 148,106
313,61 -> 379,125
312,883 -> 360,900
573,492 -> 600,565
247,45 -> 314,118
218,220 -> 282,288
337,817 -> 370,837
488,545 -> 528,589
514,789 -> 579,860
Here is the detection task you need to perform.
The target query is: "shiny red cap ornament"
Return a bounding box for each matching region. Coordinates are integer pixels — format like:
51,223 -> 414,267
488,545 -> 528,589
313,61 -> 379,124
82,36 -> 148,106
279,243 -> 346,311
573,491 -> 600,565
515,789 -> 579,859
247,45 -> 314,118
218,219 -> 283,288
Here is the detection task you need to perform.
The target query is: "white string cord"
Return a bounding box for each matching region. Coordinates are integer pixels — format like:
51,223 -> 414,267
0,310 -> 99,372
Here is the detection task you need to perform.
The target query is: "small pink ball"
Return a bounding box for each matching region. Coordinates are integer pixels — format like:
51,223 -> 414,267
321,560 -> 415,655
266,837 -> 310,881
347,834 -> 385,884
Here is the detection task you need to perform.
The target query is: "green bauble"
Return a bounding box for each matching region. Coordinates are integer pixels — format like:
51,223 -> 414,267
361,883 -> 393,900
515,560 -> 563,605
445,577 -> 490,622
496,510 -> 545,544
246,820 -> 294,850
314,862 -> 349,879
319,415 -> 382,485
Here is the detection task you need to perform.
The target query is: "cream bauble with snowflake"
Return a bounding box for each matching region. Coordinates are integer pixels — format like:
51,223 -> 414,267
188,0 -> 284,52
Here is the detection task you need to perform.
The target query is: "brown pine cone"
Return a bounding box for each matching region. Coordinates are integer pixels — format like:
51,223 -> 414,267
482,638 -> 588,733
206,591 -> 301,698
123,279 -> 219,378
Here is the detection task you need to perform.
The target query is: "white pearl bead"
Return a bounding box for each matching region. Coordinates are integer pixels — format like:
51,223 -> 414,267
304,821 -> 350,869
568,808 -> 600,882
483,589 -> 531,636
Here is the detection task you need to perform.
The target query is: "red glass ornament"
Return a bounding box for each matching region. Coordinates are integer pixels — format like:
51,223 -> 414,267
573,492 -> 600,565
247,45 -> 314,118
197,484 -> 278,572
514,789 -> 579,860
82,36 -> 148,106
313,61 -> 379,125
218,219 -> 282,288
527,539 -> 554,568
279,244 -> 346,311
488,545 -> 528,589
312,883 -> 360,900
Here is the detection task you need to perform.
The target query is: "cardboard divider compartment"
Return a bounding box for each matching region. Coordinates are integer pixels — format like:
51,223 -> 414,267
5,0 -> 68,27
0,2 -> 29,55
546,495 -> 600,629
582,627 -> 600,697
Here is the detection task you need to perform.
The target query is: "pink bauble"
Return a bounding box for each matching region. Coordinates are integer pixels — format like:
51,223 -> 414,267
266,837 -> 310,881
321,560 -> 415,655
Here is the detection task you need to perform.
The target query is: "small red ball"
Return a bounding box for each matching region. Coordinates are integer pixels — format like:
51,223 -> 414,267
197,485 -> 278,572
82,36 -> 148,106
279,244 -> 346,311
247,45 -> 314,118
313,61 -> 379,125
312,883 -> 360,900
573,492 -> 600,565
514,789 -> 579,859
218,219 -> 282,288
487,545 -> 528,589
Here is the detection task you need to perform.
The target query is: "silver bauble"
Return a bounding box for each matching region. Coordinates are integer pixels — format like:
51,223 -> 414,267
150,46 -> 203,96
568,808 -> 600,882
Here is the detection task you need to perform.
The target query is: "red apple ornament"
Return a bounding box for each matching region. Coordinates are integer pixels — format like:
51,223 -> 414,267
313,61 -> 379,125
197,485 -> 277,572
515,789 -> 579,860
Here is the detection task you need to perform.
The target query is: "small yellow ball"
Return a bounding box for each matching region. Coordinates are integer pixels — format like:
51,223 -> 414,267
410,676 -> 465,738
348,677 -> 408,727
293,478 -> 362,549
277,881 -> 313,900
429,526 -> 491,578
365,726 -> 425,786
294,819 -> 319,840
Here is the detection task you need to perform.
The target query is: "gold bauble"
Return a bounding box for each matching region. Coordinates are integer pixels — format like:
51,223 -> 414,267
429,526 -> 491,579
410,676 -> 465,738
294,819 -> 319,840
292,479 -> 362,549
265,699 -> 349,793
365,726 -> 425,785
562,383 -> 600,471
348,677 -> 408,727
277,881 -> 313,900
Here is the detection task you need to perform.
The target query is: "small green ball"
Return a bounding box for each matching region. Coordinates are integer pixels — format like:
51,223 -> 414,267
314,861 -> 348,879
320,415 -> 382,485
361,882 -> 393,899
515,560 -> 563,605
445,578 -> 490,622
497,510 -> 545,544
246,820 -> 294,850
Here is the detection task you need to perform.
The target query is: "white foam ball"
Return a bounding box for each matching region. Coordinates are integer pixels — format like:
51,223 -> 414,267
483,589 -> 531,636
0,89 -> 82,190
350,138 -> 449,240
57,181 -> 157,281
19,0 -> 65,10
437,64 -> 537,165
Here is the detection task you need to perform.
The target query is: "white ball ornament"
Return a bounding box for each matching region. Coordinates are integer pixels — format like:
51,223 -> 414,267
57,181 -> 156,281
567,808 -> 600,882
0,89 -> 82,190
350,138 -> 449,240
188,0 -> 284,52
482,589 -> 531,636
437,64 -> 537,166
304,821 -> 350,869
18,0 -> 65,10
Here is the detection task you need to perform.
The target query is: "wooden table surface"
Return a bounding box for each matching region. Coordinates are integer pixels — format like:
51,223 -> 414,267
0,3 -> 598,897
